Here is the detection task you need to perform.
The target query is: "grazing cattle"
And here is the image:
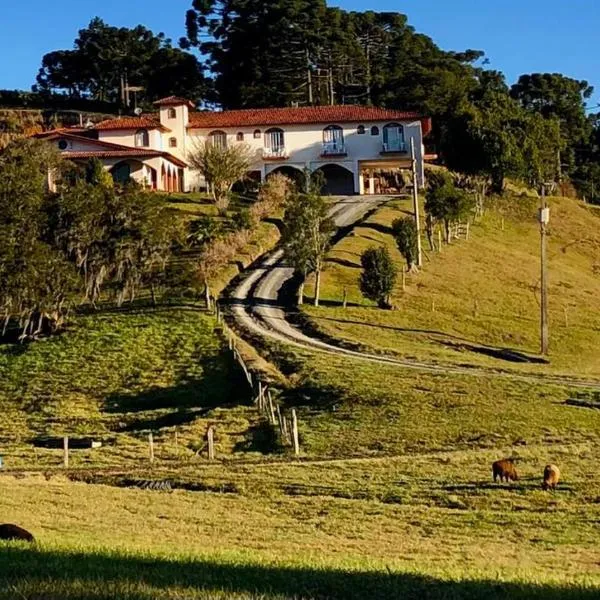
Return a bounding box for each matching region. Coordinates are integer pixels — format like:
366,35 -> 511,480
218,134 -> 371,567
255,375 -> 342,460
492,458 -> 519,483
542,464 -> 560,491
0,523 -> 35,542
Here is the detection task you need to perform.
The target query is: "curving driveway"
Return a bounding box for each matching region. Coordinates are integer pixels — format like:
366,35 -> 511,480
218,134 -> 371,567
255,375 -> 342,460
227,196 -> 600,390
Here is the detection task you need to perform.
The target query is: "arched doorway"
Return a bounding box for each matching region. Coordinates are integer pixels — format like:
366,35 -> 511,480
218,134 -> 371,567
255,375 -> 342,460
266,166 -> 305,190
110,162 -> 132,185
314,164 -> 355,196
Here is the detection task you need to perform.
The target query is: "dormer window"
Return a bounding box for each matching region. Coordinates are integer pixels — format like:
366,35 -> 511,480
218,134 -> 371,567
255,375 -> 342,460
209,130 -> 227,149
357,125 -> 365,135
169,137 -> 177,148
236,132 -> 244,142
253,129 -> 261,139
135,129 -> 149,147
371,126 -> 379,136
168,108 -> 176,119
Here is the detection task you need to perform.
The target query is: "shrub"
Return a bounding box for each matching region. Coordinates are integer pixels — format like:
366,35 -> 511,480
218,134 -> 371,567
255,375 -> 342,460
359,246 -> 398,308
392,217 -> 419,271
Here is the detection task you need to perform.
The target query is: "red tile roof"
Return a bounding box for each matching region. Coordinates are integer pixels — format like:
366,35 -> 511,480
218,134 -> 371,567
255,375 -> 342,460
95,116 -> 170,132
154,96 -> 196,109
35,131 -> 136,150
187,105 -> 426,129
35,127 -> 89,137
62,149 -> 187,167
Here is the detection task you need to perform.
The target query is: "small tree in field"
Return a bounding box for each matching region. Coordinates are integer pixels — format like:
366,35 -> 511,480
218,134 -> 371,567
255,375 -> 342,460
392,217 -> 419,272
188,141 -> 253,215
425,170 -> 474,242
282,190 -> 333,306
359,246 -> 397,308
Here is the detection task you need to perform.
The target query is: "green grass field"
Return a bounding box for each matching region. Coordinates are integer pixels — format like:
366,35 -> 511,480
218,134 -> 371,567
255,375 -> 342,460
1,444 -> 599,598
0,307 -> 266,469
302,195 -> 600,378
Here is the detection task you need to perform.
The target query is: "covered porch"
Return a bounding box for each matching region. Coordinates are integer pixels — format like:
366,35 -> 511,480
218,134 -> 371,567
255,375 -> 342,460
358,159 -> 413,195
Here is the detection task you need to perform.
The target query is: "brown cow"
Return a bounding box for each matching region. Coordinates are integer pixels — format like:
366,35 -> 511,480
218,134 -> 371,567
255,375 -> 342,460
0,523 -> 35,542
492,458 -> 519,483
542,464 -> 560,491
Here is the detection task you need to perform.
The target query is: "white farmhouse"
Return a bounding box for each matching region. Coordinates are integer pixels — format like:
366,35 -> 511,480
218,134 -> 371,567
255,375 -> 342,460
37,96 -> 432,195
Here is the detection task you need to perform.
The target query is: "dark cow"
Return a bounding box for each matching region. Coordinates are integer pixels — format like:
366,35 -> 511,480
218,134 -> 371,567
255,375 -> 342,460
0,523 -> 35,542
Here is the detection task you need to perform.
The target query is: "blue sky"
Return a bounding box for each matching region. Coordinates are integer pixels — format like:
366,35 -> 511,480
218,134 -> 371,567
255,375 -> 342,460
2,0 -> 600,106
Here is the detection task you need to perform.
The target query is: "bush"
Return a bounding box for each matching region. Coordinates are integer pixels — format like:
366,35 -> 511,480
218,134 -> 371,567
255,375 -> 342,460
359,246 -> 398,308
391,217 -> 419,271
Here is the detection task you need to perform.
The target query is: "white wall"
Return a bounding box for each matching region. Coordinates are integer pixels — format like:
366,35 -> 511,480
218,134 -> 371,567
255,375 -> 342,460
187,120 -> 425,190
99,129 -> 163,150
158,105 -> 189,162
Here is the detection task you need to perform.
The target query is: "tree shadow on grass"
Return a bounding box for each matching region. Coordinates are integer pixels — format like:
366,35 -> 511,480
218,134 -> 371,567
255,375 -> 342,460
0,546 -> 596,600
325,256 -> 362,269
307,315 -> 545,364
103,354 -> 251,433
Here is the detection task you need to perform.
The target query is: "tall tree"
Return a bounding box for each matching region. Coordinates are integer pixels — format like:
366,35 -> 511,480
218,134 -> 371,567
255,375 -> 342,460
511,73 -> 593,176
183,0 -> 328,108
36,18 -> 206,104
0,139 -> 77,338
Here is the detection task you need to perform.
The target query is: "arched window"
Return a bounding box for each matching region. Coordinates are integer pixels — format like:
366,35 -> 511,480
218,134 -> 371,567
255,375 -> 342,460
169,137 -> 177,148
168,108 -> 177,119
209,130 -> 227,149
357,125 -> 365,135
383,123 -> 405,152
253,129 -> 261,139
236,132 -> 244,142
322,125 -> 344,154
264,128 -> 285,156
370,126 -> 379,136
135,129 -> 149,147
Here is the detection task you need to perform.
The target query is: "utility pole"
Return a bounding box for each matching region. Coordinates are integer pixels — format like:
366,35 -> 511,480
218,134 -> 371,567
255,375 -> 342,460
411,138 -> 423,268
539,185 -> 550,355
306,48 -> 314,105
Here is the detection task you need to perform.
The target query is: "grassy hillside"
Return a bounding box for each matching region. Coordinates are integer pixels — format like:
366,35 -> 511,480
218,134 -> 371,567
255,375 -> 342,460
301,194 -> 600,378
0,308 -> 264,469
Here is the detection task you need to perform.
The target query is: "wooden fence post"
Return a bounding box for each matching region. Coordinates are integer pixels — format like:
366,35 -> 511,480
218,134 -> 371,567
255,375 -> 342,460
431,299 -> 436,313
466,222 -> 470,241
437,229 -> 442,253
291,409 -> 300,456
207,426 -> 215,461
276,405 -> 285,438
282,414 -> 289,444
342,288 -> 348,309
267,390 -> 276,425
148,432 -> 154,464
63,436 -> 69,469
563,306 -> 569,328
402,267 -> 406,292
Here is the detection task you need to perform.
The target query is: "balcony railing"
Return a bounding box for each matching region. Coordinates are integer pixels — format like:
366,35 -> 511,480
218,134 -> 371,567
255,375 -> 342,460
321,141 -> 347,156
381,141 -> 408,154
262,147 -> 289,159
